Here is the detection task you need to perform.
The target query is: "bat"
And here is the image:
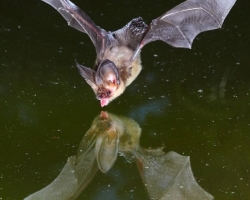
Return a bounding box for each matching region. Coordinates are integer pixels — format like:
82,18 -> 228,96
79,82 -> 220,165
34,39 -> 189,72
41,0 -> 236,106
24,111 -> 213,199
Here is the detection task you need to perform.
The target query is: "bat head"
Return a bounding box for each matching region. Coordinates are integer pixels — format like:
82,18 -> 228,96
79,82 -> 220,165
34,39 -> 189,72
76,59 -> 124,107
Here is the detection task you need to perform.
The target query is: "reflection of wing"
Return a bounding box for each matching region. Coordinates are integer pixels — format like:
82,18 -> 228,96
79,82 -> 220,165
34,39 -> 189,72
76,124 -> 98,164
72,136 -> 99,200
24,153 -> 98,200
41,0 -> 107,56
133,148 -> 214,200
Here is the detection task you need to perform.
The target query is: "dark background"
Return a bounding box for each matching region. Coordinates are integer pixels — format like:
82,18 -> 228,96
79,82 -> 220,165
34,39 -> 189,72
1,0 -> 249,199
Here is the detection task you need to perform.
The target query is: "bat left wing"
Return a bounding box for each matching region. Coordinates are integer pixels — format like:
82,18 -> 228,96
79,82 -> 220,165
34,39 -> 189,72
24,150 -> 98,200
133,0 -> 236,58
41,0 -> 107,56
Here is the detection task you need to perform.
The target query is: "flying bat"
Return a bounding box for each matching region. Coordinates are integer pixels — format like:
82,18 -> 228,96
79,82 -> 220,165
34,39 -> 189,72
41,0 -> 236,106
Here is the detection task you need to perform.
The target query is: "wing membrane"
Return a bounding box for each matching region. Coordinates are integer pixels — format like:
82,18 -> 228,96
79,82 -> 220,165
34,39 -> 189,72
42,0 -> 107,56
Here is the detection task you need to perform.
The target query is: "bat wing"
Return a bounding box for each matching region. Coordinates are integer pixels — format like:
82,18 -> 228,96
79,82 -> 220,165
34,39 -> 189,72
42,0 -> 107,56
133,149 -> 214,199
137,0 -> 236,51
24,148 -> 99,200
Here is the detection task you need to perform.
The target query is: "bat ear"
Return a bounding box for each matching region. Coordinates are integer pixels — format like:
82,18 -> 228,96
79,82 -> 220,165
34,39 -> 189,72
96,59 -> 120,87
95,127 -> 119,173
75,61 -> 98,90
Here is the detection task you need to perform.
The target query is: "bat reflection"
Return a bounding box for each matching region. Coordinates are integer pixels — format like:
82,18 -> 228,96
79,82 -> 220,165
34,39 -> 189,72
25,111 -> 213,200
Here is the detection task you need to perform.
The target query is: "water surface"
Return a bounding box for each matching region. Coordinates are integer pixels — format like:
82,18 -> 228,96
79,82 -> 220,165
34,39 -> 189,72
1,0 -> 249,199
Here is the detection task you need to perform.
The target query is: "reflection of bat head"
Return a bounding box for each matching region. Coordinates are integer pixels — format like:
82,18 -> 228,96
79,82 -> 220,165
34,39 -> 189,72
42,0 -> 236,106
77,111 -> 141,173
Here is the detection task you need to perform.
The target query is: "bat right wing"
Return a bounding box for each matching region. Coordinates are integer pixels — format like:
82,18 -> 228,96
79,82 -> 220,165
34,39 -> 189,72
41,0 -> 107,57
133,149 -> 214,200
132,0 -> 236,59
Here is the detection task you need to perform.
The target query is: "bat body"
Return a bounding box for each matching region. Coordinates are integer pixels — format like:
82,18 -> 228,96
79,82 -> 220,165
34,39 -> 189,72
41,0 -> 236,106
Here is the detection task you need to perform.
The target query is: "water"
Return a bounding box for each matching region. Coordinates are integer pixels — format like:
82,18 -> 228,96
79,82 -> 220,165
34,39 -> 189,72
1,0 -> 249,199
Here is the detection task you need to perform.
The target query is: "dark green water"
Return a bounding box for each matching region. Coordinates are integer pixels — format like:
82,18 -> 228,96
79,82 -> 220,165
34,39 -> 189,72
1,0 -> 249,199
